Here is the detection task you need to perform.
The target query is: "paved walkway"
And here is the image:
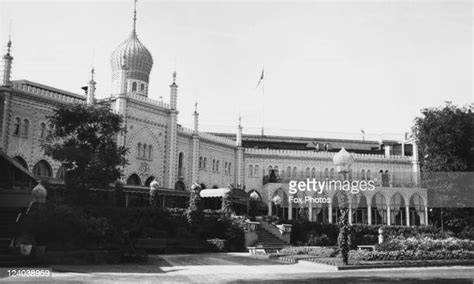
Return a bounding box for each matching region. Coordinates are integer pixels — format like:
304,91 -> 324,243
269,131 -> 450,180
1,253 -> 474,283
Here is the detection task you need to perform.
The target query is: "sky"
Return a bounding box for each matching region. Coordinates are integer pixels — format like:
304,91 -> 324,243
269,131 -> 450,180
1,0 -> 472,141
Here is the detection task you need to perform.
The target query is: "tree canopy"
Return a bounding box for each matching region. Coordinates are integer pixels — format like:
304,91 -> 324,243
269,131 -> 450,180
43,104 -> 128,192
414,103 -> 473,231
415,103 -> 473,172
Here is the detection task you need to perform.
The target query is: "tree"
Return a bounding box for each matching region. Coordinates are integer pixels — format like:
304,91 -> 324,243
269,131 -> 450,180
221,189 -> 233,219
185,183 -> 203,232
43,104 -> 128,205
414,103 -> 474,231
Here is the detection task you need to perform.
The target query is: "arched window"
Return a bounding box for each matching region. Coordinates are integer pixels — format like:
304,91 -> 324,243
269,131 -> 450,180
274,166 -> 279,175
142,143 -> 147,158
22,119 -> 29,137
305,167 -> 310,177
286,166 -> 291,178
127,174 -> 141,186
224,162 -> 228,174
212,159 -> 216,171
33,160 -> 52,177
145,176 -> 155,187
137,143 -> 142,157
228,163 -> 231,174
13,118 -> 21,135
175,180 -> 186,191
372,193 -> 387,225
148,145 -> 152,160
132,82 -> 137,92
324,168 -> 329,179
360,169 -> 365,180
203,157 -> 207,169
140,83 -> 145,91
40,123 -> 47,139
367,170 -> 371,180
330,168 -> 335,179
178,152 -> 184,168
249,165 -> 253,177
254,165 -> 259,177
199,157 -> 203,169
292,167 -> 297,178
311,167 -> 316,178
216,160 -> 219,172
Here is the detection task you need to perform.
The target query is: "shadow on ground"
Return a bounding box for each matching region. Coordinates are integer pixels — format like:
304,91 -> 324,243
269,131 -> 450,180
231,277 -> 473,284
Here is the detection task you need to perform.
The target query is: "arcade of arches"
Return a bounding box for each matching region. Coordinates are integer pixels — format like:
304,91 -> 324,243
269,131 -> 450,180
266,189 -> 428,226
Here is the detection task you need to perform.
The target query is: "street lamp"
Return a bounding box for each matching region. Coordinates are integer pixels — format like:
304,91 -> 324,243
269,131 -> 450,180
272,195 -> 282,218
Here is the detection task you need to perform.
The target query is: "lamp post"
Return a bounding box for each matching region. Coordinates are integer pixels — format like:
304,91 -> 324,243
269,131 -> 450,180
333,147 -> 354,265
272,195 -> 282,219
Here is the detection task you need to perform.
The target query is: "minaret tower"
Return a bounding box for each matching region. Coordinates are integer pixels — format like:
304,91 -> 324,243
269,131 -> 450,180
110,0 -> 153,97
86,68 -> 96,105
235,116 -> 244,187
166,72 -> 179,189
1,37 -> 13,151
191,102 -> 200,184
1,37 -> 13,86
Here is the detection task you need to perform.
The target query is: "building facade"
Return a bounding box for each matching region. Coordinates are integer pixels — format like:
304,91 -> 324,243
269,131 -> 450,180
0,9 -> 428,226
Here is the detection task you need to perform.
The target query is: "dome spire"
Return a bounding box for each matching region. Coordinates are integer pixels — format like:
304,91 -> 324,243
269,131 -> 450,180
132,0 -> 137,35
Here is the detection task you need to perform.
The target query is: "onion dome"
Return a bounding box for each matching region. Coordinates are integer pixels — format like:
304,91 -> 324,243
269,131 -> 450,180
110,32 -> 153,83
333,147 -> 355,173
32,183 -> 47,204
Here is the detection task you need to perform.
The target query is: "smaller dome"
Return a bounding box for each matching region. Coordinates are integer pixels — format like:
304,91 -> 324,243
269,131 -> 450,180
249,191 -> 260,200
333,147 -> 355,173
32,183 -> 47,204
149,179 -> 160,195
191,183 -> 202,191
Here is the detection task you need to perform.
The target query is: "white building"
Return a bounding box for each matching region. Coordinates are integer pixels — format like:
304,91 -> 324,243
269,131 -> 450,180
0,6 -> 427,226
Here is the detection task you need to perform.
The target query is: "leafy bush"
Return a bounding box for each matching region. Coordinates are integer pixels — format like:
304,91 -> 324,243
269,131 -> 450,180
22,203 -> 122,250
459,226 -> 474,240
351,249 -> 474,261
206,238 -> 226,252
280,246 -> 337,257
289,222 -> 338,246
376,237 -> 474,252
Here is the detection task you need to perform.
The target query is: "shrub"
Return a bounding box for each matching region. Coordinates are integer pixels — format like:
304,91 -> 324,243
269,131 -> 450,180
351,249 -> 474,261
280,246 -> 337,257
376,237 -> 474,252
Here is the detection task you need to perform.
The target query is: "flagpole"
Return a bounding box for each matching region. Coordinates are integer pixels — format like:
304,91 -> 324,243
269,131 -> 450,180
262,76 -> 265,136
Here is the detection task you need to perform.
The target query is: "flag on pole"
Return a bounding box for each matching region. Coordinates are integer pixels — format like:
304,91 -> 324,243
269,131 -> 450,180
256,68 -> 264,88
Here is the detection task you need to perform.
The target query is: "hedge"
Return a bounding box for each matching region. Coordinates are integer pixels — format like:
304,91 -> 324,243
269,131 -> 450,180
351,249 -> 474,261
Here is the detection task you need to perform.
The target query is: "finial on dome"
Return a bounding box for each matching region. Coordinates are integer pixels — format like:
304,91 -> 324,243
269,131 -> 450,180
90,67 -> 95,81
6,19 -> 12,55
194,101 -> 198,113
132,0 -> 137,35
173,71 -> 177,83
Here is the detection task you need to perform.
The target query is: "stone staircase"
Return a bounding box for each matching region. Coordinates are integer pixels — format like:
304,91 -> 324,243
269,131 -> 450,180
253,228 -> 289,253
